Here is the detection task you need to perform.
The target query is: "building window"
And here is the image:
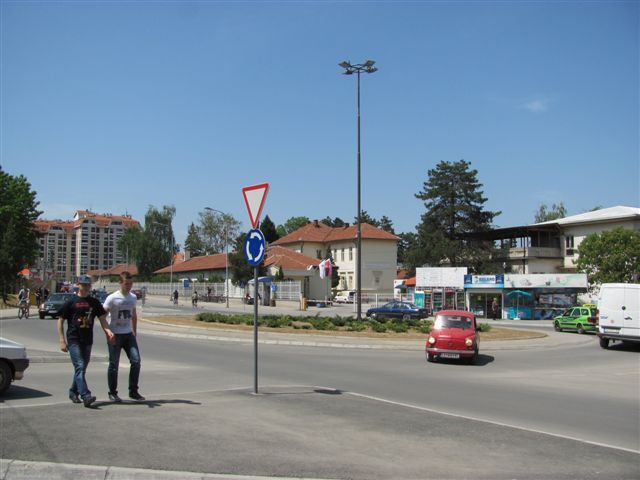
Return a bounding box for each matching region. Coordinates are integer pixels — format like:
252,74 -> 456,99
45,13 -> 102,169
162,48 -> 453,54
341,249 -> 345,261
316,249 -> 322,259
565,236 -> 575,256
349,248 -> 353,261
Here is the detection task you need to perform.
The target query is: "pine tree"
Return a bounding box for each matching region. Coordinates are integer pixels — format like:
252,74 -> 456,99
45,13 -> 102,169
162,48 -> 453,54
184,223 -> 205,257
260,215 -> 279,243
411,160 -> 500,272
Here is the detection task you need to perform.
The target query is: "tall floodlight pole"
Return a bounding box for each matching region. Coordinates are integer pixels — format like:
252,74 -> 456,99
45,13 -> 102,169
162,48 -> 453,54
205,207 -> 230,308
339,59 -> 377,321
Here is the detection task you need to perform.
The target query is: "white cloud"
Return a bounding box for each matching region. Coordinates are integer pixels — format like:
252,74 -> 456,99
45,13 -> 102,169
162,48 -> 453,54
523,98 -> 550,113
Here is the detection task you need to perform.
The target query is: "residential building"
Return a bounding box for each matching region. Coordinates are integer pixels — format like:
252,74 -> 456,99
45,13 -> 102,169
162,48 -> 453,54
271,220 -> 399,294
34,210 -> 140,282
467,206 -> 640,274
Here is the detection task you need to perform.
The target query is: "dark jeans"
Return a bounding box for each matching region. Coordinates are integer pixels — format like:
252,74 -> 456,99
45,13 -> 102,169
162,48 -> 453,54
108,333 -> 141,395
68,342 -> 92,400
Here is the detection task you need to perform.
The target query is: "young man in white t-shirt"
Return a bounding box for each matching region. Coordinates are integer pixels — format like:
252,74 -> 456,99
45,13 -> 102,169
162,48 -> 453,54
103,271 -> 144,402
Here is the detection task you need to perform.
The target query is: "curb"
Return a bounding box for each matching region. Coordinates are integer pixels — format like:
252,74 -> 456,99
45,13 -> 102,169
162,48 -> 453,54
0,459 -> 330,480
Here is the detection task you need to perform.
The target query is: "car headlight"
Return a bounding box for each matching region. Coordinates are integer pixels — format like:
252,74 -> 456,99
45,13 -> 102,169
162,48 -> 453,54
465,338 -> 474,347
428,336 -> 436,345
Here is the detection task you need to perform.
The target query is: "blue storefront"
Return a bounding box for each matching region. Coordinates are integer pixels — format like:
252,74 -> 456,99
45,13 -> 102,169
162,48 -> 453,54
465,273 -> 588,320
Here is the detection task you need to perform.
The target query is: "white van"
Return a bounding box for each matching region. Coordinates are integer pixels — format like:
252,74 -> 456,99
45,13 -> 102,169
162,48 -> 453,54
597,283 -> 640,349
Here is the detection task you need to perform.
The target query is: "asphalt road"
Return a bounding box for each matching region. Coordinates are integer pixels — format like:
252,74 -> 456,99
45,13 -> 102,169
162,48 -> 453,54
1,303 -> 638,479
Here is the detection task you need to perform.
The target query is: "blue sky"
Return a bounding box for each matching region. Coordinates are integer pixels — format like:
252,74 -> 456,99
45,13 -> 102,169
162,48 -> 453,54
2,0 -> 638,247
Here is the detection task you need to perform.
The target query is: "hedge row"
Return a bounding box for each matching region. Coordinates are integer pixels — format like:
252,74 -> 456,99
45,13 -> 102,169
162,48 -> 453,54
194,312 -> 446,334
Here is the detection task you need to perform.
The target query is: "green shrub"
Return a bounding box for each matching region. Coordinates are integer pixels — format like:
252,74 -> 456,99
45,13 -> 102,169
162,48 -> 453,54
331,316 -> 347,327
416,320 -> 433,334
371,321 -> 387,333
309,318 -> 336,330
347,321 -> 367,332
388,321 -> 409,333
478,322 -> 492,332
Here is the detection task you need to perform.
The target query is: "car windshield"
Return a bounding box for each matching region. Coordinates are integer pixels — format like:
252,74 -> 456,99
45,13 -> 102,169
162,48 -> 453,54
434,315 -> 473,330
49,293 -> 73,302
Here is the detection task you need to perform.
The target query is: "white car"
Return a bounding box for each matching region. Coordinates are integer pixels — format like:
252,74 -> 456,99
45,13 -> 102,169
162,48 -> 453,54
334,291 -> 355,304
0,337 -> 30,394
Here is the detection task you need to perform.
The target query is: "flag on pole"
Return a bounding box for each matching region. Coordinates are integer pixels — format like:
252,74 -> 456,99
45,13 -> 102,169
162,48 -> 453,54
318,259 -> 332,279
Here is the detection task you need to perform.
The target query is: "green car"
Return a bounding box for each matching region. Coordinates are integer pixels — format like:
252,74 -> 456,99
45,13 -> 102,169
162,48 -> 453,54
554,305 -> 598,334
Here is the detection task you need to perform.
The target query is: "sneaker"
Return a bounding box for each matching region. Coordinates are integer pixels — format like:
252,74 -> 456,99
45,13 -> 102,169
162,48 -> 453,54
129,391 -> 145,401
83,395 -> 97,408
108,392 -> 122,403
69,392 -> 81,404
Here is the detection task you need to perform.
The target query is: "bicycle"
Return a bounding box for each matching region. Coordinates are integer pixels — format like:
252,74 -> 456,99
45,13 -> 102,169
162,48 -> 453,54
17,301 -> 29,319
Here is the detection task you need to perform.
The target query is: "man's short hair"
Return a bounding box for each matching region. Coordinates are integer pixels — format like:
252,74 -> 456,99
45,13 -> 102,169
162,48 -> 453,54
119,271 -> 133,282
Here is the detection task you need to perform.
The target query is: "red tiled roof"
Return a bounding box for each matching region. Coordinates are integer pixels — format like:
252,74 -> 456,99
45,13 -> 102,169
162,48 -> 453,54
34,220 -> 75,233
154,253 -> 227,274
264,246 -> 321,270
396,269 -> 410,280
104,264 -> 138,276
272,221 -> 399,246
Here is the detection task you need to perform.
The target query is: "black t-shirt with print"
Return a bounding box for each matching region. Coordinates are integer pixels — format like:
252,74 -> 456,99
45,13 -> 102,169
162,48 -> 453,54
59,295 -> 106,345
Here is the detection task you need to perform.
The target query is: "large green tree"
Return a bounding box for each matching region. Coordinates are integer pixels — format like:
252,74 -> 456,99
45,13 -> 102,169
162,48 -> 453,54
276,216 -> 310,238
321,216 -> 347,228
184,223 -> 205,257
534,202 -> 567,223
409,160 -> 500,272
199,209 -> 241,255
0,169 -> 41,299
576,227 -> 640,285
260,215 -> 279,243
118,205 -> 177,278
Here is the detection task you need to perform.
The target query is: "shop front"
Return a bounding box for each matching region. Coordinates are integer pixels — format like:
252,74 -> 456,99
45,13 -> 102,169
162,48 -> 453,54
464,275 -> 504,319
503,273 -> 588,320
465,273 -> 588,320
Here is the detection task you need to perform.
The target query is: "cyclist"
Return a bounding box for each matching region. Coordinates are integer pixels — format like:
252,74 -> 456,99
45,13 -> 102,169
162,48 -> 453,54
17,287 -> 30,318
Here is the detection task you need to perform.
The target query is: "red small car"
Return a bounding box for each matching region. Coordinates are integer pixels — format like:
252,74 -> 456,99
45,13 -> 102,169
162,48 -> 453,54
426,310 -> 480,364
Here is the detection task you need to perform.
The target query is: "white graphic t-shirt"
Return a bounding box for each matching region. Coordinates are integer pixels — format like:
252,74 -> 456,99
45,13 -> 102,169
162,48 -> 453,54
103,290 -> 137,334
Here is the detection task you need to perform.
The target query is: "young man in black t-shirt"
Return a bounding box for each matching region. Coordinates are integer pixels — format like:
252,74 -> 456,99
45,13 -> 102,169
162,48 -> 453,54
57,275 -> 114,407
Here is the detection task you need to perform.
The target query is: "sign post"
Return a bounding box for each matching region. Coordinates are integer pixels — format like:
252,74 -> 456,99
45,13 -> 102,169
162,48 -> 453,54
242,183 -> 269,394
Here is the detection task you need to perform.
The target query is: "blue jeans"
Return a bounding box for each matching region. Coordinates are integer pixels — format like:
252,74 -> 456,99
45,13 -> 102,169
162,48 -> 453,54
108,333 -> 141,395
68,342 -> 92,400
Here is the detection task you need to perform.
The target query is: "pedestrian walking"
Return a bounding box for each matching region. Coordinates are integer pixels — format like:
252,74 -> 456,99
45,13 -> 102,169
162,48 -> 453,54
140,285 -> 147,307
172,289 -> 179,305
491,298 -> 499,320
57,275 -> 114,407
192,290 -> 198,308
103,271 -> 145,402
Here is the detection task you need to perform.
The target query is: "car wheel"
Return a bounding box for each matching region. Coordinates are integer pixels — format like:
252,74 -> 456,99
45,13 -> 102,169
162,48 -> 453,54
468,348 -> 479,365
426,353 -> 435,363
554,322 -> 562,332
0,361 -> 11,394
39,313 -> 45,319
576,324 -> 585,335
599,337 -> 610,349
371,313 -> 377,320
402,314 -> 410,320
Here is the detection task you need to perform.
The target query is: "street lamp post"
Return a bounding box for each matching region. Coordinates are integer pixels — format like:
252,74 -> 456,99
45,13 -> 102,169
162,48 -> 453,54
339,59 -> 377,321
204,207 -> 230,308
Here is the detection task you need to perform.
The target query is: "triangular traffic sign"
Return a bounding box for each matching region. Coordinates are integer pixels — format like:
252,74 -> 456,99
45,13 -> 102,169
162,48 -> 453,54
242,183 -> 269,229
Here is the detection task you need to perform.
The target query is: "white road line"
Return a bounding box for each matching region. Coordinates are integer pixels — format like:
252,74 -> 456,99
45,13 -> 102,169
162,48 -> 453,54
345,390 -> 640,455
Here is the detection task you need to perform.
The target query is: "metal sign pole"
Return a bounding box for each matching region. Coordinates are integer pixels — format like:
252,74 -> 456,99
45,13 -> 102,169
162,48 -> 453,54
253,265 -> 259,394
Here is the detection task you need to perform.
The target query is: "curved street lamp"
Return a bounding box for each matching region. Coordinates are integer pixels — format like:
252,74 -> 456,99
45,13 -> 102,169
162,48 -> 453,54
339,59 -> 377,321
204,207 -> 230,308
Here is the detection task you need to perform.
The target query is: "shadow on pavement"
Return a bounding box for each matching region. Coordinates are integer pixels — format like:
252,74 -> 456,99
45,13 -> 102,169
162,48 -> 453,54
90,398 -> 202,409
0,386 -> 52,402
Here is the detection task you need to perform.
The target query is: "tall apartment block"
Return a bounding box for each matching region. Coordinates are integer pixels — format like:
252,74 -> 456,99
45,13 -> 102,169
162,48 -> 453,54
34,210 -> 140,282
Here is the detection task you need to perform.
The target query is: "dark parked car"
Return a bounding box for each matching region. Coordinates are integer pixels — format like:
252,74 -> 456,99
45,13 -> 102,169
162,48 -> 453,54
38,293 -> 75,319
366,301 -> 429,320
92,290 -> 109,304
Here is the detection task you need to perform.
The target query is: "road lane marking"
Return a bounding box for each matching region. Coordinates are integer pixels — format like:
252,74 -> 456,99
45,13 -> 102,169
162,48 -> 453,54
346,390 -> 640,455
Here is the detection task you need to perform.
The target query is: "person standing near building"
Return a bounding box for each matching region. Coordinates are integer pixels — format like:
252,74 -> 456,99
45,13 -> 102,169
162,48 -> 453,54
103,271 -> 145,402
57,275 -> 114,407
